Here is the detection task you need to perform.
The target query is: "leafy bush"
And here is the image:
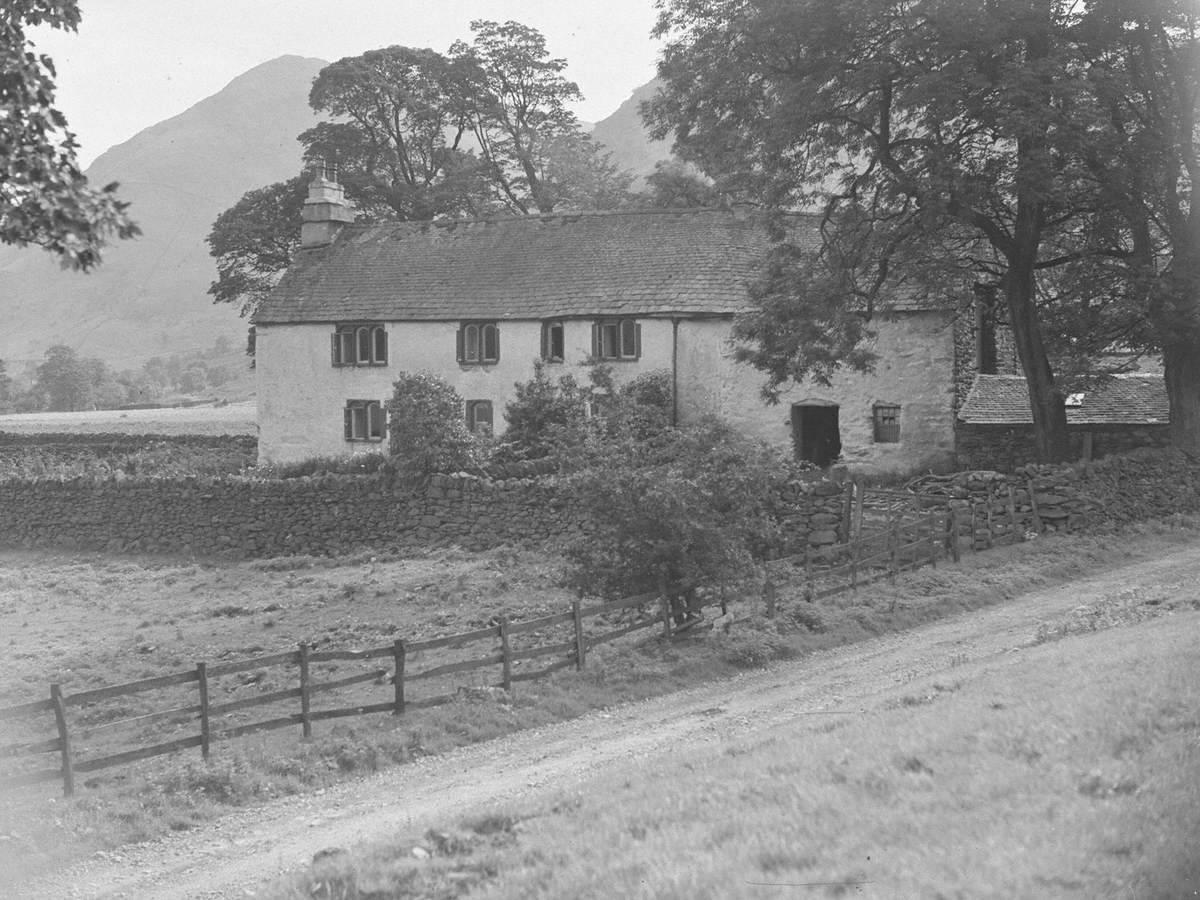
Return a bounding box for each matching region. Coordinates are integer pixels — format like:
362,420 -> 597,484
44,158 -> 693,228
247,452 -> 392,480
563,418 -> 787,607
501,361 -> 590,459
387,372 -> 485,474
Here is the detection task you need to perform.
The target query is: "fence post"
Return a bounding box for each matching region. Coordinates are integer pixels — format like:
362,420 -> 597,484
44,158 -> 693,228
928,512 -> 938,568
852,479 -> 865,540
763,578 -> 777,618
804,542 -> 813,591
1006,485 -> 1019,543
197,662 -> 210,760
499,617 -> 513,692
571,601 -> 586,671
392,639 -> 406,714
50,684 -> 74,798
947,510 -> 961,564
840,483 -> 853,541
850,537 -> 859,592
889,520 -> 899,581
984,501 -> 995,549
298,643 -> 312,739
658,594 -> 673,640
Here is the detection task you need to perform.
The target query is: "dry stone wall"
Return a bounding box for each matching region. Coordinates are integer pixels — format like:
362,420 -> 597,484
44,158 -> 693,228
912,448 -> 1200,543
0,471 -> 851,559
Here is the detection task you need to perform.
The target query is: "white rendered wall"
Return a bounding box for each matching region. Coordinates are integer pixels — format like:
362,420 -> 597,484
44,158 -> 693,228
256,319 -> 676,464
675,313 -> 957,473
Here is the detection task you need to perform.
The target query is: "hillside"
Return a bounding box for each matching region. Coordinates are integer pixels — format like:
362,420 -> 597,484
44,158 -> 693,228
0,65 -> 668,374
589,78 -> 673,185
0,55 -> 327,371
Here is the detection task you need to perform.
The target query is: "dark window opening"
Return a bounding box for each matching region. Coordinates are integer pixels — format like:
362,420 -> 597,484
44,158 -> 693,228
332,323 -> 387,367
873,405 -> 901,443
542,320 -> 565,362
466,399 -> 494,435
791,404 -> 841,467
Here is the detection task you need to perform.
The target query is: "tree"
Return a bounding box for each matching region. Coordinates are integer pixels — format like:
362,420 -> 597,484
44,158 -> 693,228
1069,0 -> 1200,450
206,176 -> 306,316
302,46 -> 489,221
642,160 -> 720,209
210,22 -> 634,313
647,0 -> 1135,461
451,20 -> 616,214
501,361 -> 590,459
35,344 -> 89,411
1,2 -> 137,268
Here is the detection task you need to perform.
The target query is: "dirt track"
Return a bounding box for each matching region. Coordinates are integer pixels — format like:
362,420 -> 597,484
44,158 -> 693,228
16,544 -> 1200,899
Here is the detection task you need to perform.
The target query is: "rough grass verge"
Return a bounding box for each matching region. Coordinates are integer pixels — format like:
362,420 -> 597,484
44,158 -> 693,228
1,515 -> 1198,887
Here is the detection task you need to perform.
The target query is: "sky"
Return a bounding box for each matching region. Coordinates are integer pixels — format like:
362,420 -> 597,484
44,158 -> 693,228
32,0 -> 665,168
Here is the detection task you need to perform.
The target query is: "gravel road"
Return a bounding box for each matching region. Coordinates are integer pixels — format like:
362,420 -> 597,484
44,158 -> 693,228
16,544 -> 1200,899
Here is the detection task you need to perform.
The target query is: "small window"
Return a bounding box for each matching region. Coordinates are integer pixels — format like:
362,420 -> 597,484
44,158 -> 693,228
332,323 -> 387,366
457,321 -> 500,365
344,399 -> 386,442
466,399 -> 494,435
592,318 -> 641,361
542,320 -> 564,362
873,404 -> 901,443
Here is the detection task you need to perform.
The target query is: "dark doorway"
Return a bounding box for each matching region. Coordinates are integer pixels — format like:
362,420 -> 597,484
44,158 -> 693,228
791,404 -> 841,467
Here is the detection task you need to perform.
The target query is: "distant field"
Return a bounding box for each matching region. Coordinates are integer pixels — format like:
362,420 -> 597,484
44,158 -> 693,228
0,401 -> 257,436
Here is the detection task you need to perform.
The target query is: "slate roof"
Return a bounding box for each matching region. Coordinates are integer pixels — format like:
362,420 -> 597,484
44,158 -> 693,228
958,374 -> 1169,426
254,207 -> 940,324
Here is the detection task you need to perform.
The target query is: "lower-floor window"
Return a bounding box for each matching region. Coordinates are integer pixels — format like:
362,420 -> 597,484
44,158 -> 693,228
466,399 -> 494,435
344,399 -> 385,441
873,404 -> 901,443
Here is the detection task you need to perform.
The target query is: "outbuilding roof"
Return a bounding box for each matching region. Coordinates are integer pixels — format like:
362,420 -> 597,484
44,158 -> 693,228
958,374 -> 1169,426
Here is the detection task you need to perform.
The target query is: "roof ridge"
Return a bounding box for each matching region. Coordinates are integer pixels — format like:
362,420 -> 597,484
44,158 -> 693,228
335,205 -> 823,233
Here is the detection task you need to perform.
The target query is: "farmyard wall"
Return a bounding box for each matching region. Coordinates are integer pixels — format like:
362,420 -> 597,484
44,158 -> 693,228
0,471 -> 851,559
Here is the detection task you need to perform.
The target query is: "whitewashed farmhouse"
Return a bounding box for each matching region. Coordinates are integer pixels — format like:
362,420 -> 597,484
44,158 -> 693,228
252,174 -> 962,473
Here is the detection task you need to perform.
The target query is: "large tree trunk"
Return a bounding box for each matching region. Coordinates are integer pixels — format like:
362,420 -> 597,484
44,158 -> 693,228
1006,257 -> 1072,463
1163,338 -> 1200,453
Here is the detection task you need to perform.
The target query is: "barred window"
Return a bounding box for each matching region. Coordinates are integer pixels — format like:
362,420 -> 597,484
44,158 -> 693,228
344,399 -> 386,442
332,323 -> 387,366
873,404 -> 901,443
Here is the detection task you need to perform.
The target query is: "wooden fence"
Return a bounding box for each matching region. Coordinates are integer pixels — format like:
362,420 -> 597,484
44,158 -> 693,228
0,588 -> 703,798
1,491 -> 1035,799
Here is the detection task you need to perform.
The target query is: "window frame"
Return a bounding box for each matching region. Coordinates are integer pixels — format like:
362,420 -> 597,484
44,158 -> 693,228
457,321 -> 500,365
344,399 -> 386,442
872,404 -> 901,444
591,318 -> 641,361
542,320 -> 565,363
465,399 -> 494,435
332,323 -> 388,367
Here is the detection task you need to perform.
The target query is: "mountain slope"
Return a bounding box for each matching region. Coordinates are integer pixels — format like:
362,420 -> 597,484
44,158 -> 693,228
0,55 -> 327,369
589,78 -> 672,185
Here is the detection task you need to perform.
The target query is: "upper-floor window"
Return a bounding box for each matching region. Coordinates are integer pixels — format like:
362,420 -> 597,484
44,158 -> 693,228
332,323 -> 387,367
873,404 -> 901,443
457,321 -> 500,365
542,320 -> 564,363
344,399 -> 386,442
592,318 -> 640,361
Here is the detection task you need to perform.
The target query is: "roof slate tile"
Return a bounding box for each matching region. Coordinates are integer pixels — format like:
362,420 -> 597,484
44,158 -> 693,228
959,374 -> 1169,425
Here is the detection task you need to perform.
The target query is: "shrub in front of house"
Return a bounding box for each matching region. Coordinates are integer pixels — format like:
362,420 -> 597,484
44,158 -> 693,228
563,417 -> 788,611
387,372 -> 486,475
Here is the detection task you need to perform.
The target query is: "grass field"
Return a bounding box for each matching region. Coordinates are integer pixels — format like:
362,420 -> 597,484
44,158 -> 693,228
275,610 -> 1200,899
2,517 -> 1199,889
0,400 -> 257,436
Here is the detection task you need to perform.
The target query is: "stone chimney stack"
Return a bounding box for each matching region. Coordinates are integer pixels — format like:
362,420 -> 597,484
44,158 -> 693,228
300,161 -> 355,249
